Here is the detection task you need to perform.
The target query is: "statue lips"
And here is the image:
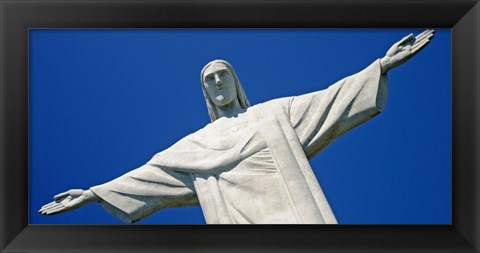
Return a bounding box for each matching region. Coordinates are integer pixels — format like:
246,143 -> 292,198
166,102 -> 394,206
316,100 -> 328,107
216,86 -> 227,92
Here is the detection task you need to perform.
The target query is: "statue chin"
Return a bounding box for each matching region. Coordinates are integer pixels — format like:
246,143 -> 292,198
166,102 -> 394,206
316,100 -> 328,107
215,95 -> 225,102
214,95 -> 234,106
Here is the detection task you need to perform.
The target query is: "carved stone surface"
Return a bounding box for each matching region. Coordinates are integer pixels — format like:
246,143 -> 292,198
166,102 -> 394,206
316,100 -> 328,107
39,30 -> 435,224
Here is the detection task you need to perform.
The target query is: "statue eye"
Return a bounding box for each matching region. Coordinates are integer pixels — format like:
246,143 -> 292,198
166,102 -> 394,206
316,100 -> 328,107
205,75 -> 214,81
220,71 -> 228,76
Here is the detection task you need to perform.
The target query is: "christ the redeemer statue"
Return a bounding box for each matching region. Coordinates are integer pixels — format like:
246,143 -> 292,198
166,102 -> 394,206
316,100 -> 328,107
39,30 -> 435,224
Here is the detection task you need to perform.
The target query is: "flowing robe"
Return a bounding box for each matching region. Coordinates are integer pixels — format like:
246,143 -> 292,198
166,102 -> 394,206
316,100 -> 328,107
90,60 -> 388,224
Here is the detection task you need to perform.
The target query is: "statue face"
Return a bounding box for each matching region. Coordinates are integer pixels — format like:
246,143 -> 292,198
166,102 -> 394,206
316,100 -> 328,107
202,63 -> 238,107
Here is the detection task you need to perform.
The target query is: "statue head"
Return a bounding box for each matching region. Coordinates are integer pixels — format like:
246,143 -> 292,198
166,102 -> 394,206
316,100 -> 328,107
200,60 -> 250,122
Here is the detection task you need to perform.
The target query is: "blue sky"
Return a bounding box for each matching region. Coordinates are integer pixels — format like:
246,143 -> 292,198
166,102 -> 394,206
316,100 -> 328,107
29,29 -> 451,224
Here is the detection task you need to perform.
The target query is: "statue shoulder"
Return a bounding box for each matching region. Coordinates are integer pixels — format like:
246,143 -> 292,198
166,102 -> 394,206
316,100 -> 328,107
245,96 -> 294,118
251,96 -> 294,109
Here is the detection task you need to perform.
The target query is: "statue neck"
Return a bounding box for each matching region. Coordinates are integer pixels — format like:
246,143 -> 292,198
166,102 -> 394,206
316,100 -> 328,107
216,99 -> 245,119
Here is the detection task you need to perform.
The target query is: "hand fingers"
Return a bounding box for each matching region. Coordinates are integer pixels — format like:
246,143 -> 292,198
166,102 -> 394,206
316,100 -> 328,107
412,33 -> 434,50
412,39 -> 430,53
402,30 -> 434,49
54,191 -> 69,200
39,202 -> 63,213
39,202 -> 64,214
41,201 -> 58,209
415,32 -> 434,41
69,189 -> 84,196
399,33 -> 414,45
45,205 -> 66,215
415,31 -> 435,43
39,202 -> 60,212
410,33 -> 434,54
39,201 -> 60,212
411,40 -> 431,56
415,29 -> 429,39
415,29 -> 434,41
42,206 -> 64,215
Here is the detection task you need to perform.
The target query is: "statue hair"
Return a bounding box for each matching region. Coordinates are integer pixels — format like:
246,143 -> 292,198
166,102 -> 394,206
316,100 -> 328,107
200,60 -> 251,122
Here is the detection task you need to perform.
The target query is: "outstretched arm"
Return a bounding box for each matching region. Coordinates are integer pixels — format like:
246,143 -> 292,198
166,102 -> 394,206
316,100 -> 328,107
288,30 -> 435,159
380,29 -> 435,74
38,189 -> 99,215
38,163 -> 199,223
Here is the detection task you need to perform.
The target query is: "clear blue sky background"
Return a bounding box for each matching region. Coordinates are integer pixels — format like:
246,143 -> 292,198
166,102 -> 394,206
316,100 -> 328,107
29,29 -> 451,224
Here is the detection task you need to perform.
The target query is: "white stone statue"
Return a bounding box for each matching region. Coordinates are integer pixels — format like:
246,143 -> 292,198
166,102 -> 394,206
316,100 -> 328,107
39,30 -> 435,224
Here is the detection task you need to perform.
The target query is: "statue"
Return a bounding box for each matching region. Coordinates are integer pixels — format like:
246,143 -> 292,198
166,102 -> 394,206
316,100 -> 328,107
39,30 -> 435,224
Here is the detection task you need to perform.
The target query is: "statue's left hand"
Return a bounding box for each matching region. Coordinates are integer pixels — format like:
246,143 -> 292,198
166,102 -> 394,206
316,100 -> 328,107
380,29 -> 435,74
38,189 -> 98,215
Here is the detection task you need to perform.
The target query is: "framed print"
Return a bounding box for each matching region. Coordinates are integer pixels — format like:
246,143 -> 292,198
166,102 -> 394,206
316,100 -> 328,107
29,29 -> 449,226
1,0 -> 479,252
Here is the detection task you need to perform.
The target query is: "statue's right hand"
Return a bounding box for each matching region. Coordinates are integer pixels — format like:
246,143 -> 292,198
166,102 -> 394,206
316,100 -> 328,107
38,189 -> 95,215
380,29 -> 434,74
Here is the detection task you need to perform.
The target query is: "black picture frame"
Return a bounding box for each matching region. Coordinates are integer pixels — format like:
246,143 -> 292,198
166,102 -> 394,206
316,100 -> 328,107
1,0 -> 479,252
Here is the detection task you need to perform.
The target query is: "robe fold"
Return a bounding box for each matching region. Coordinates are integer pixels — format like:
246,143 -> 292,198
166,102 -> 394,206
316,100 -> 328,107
90,59 -> 388,224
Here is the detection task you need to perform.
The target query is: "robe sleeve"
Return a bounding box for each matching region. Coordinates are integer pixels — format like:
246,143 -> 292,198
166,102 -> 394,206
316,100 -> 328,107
89,164 -> 199,223
288,59 -> 388,159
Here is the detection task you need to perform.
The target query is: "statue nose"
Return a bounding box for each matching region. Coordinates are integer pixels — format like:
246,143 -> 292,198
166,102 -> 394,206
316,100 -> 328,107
215,75 -> 222,86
